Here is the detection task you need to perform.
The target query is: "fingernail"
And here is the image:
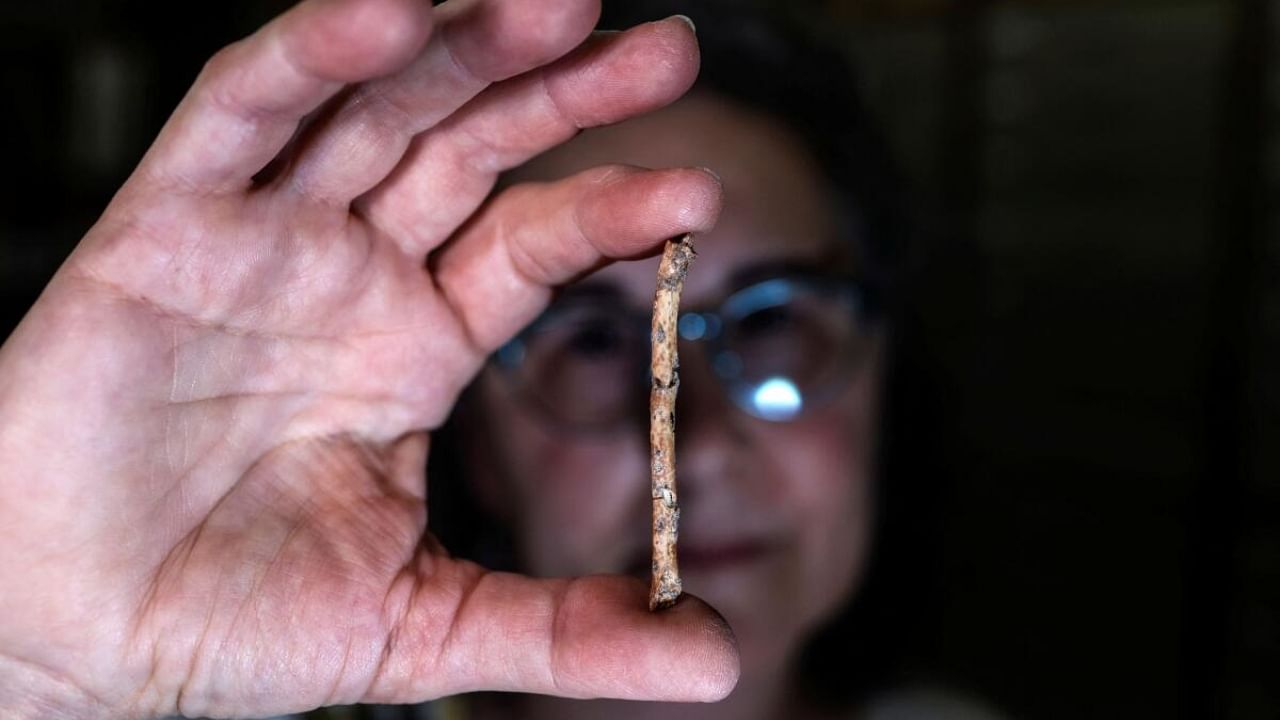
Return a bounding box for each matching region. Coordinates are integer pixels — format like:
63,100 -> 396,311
697,166 -> 722,186
671,14 -> 696,33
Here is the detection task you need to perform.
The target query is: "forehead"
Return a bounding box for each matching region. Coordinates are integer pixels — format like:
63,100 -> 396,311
509,93 -> 844,306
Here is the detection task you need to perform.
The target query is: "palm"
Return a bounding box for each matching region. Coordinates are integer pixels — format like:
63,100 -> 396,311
67,195 -> 466,714
0,1 -> 736,717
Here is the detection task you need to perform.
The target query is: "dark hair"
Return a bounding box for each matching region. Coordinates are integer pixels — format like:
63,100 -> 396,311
430,0 -> 917,710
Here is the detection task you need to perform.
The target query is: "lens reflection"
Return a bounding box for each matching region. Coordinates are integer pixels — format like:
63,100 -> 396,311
679,313 -> 708,340
749,376 -> 804,420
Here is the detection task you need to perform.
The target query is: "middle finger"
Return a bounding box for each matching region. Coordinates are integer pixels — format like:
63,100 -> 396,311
356,16 -> 700,258
279,0 -> 601,206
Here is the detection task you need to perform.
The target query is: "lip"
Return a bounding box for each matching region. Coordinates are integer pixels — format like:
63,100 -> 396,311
625,538 -> 778,578
680,540 -> 777,571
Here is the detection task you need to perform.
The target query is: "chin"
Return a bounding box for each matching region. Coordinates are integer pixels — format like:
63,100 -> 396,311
691,553 -> 860,682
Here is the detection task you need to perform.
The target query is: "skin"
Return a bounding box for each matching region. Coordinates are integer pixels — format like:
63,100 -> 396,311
471,94 -> 883,720
0,1 -> 744,717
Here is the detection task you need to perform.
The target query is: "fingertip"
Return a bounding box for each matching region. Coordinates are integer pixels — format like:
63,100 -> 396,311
290,0 -> 435,82
443,0 -> 602,81
681,166 -> 725,234
670,14 -> 697,35
545,16 -> 701,128
570,165 -> 722,259
657,593 -> 741,702
550,576 -> 739,702
696,165 -> 722,186
642,14 -> 703,99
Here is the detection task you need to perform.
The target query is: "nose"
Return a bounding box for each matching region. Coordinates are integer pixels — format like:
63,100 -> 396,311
671,340 -> 750,505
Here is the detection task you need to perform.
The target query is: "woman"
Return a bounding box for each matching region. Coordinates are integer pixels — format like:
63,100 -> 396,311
462,92 -> 882,719
423,3 -> 988,718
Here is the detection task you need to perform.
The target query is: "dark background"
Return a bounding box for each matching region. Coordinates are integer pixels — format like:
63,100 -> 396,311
1,1 -> 1276,717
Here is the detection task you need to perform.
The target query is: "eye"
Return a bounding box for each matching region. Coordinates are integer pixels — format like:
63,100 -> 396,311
566,321 -> 626,359
738,304 -> 796,337
519,310 -> 644,427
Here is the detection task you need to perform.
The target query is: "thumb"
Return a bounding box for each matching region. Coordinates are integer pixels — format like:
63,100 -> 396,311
366,564 -> 740,702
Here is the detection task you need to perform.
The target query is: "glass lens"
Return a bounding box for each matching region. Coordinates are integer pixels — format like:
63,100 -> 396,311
510,303 -> 647,427
719,279 -> 865,420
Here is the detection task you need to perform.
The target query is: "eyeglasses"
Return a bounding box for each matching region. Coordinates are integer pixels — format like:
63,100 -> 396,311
493,273 -> 879,431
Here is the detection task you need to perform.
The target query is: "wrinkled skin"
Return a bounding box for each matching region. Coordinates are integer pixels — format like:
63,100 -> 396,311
0,1 -> 740,717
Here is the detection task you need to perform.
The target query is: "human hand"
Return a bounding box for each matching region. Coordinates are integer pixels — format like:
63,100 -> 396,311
0,0 -> 735,716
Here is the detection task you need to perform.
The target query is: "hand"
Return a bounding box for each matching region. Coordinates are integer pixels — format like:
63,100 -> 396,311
0,0 -> 736,716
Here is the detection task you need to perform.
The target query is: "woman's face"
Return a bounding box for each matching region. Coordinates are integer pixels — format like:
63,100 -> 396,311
470,94 -> 881,678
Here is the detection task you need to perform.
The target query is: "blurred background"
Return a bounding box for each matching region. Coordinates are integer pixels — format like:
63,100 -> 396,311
0,0 -> 1276,717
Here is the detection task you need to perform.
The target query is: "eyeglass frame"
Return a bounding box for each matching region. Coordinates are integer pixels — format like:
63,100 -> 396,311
491,269 -> 882,432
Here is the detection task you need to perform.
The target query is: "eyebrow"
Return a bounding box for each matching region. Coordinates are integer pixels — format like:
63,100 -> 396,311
553,254 -> 854,310
726,257 -> 855,291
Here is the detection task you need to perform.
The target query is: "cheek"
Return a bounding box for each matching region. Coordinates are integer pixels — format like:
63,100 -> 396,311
481,388 -> 648,576
769,370 -> 879,619
779,369 -> 876,505
524,438 -> 646,574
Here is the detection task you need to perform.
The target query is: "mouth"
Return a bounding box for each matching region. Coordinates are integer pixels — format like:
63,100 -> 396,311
624,538 -> 778,579
683,540 -> 778,570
